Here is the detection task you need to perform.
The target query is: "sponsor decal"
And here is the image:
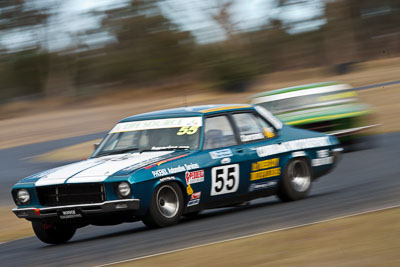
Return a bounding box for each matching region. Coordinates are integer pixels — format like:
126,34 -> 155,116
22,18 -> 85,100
186,184 -> 194,195
292,151 -> 306,157
151,163 -> 200,177
185,169 -> 205,184
211,164 -> 239,196
240,133 -> 264,142
250,158 -> 280,181
312,149 -> 333,166
317,149 -> 329,158
257,137 -> 331,157
191,192 -> 201,200
110,117 -> 202,133
59,210 -> 82,219
249,181 -> 277,191
176,126 -> 199,135
312,157 -> 333,166
159,176 -> 175,182
251,168 -> 281,181
209,149 -> 233,159
221,158 -> 231,164
187,199 -> 200,207
252,158 -> 279,171
145,154 -> 188,170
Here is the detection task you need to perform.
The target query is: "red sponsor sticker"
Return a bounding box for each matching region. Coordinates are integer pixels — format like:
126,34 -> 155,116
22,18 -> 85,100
185,170 -> 204,184
191,192 -> 201,200
144,154 -> 188,170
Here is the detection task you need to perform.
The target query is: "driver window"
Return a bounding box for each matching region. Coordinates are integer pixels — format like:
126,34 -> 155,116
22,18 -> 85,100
203,116 -> 237,149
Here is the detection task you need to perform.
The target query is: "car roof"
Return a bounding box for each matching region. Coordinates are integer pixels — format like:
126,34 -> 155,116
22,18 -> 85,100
251,82 -> 341,98
250,82 -> 353,104
119,104 -> 253,122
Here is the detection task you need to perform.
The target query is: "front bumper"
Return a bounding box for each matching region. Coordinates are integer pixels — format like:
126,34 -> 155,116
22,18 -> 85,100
12,199 -> 140,220
328,124 -> 379,137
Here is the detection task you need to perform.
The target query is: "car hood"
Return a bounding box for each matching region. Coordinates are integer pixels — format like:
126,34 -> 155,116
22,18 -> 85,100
20,151 -> 183,186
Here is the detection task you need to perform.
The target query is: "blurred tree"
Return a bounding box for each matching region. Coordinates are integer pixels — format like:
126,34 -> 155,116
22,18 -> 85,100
195,0 -> 259,92
324,0 -> 400,65
86,0 -> 195,85
0,0 -> 48,34
0,0 -> 50,100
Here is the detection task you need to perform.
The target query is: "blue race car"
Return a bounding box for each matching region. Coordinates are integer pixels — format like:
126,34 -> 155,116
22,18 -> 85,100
11,104 -> 342,244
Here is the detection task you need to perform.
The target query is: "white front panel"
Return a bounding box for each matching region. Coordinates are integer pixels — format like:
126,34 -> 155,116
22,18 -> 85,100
35,151 -> 174,186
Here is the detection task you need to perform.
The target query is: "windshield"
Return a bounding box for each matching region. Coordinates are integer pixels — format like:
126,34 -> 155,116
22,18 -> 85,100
92,117 -> 202,157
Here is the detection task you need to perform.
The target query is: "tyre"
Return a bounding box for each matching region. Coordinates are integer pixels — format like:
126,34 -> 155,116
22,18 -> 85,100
32,221 -> 76,244
142,183 -> 184,228
277,158 -> 311,202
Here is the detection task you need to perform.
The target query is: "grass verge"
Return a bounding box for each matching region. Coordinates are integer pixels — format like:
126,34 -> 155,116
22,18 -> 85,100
0,207 -> 33,243
0,57 -> 400,150
114,207 -> 400,267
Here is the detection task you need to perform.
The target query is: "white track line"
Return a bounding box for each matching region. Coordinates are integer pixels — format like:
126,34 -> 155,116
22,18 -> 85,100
95,203 -> 400,267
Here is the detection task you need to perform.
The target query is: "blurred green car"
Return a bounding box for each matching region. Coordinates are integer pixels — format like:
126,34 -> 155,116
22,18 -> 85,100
250,82 -> 378,147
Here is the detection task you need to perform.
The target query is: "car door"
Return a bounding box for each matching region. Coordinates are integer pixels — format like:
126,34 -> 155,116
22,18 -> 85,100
201,114 -> 249,205
229,111 -> 282,194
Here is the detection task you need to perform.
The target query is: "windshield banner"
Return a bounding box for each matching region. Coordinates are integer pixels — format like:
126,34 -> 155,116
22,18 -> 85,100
110,117 -> 203,133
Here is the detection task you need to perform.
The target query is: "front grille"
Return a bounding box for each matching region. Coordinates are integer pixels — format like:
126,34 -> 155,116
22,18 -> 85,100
36,183 -> 106,206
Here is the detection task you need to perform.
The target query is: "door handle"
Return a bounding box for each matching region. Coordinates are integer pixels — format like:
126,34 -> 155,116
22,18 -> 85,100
234,148 -> 244,153
275,139 -> 282,145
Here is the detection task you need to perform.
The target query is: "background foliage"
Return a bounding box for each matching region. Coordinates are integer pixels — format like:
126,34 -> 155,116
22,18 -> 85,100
0,0 -> 399,101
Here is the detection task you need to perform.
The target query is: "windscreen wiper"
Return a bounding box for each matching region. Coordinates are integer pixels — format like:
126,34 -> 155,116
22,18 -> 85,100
140,147 -> 190,153
96,147 -> 139,157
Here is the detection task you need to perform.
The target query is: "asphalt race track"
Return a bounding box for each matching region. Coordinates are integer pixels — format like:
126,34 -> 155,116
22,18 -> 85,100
0,132 -> 399,267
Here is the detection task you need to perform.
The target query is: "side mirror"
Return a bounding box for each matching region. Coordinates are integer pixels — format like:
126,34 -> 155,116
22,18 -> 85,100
93,143 -> 100,151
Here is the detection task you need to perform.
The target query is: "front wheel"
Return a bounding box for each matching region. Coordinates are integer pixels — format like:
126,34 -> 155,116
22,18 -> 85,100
142,183 -> 184,228
32,221 -> 76,244
277,158 -> 311,202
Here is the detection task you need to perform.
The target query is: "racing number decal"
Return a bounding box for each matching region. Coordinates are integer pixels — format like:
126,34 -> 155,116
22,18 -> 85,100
211,164 -> 239,196
177,126 -> 199,135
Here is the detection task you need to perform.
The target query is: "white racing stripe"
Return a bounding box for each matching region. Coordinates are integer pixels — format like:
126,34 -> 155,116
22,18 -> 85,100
94,203 -> 400,267
251,84 -> 351,103
35,151 -> 173,186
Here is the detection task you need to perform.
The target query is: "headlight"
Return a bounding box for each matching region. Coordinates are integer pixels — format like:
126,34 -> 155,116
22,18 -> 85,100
17,189 -> 30,204
117,182 -> 131,197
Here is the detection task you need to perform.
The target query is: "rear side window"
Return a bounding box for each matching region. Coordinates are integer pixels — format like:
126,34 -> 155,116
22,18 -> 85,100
203,116 -> 237,149
232,113 -> 265,143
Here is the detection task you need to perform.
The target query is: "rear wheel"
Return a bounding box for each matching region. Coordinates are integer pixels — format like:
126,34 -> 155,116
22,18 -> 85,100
142,183 -> 184,228
277,158 -> 311,202
32,221 -> 76,244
